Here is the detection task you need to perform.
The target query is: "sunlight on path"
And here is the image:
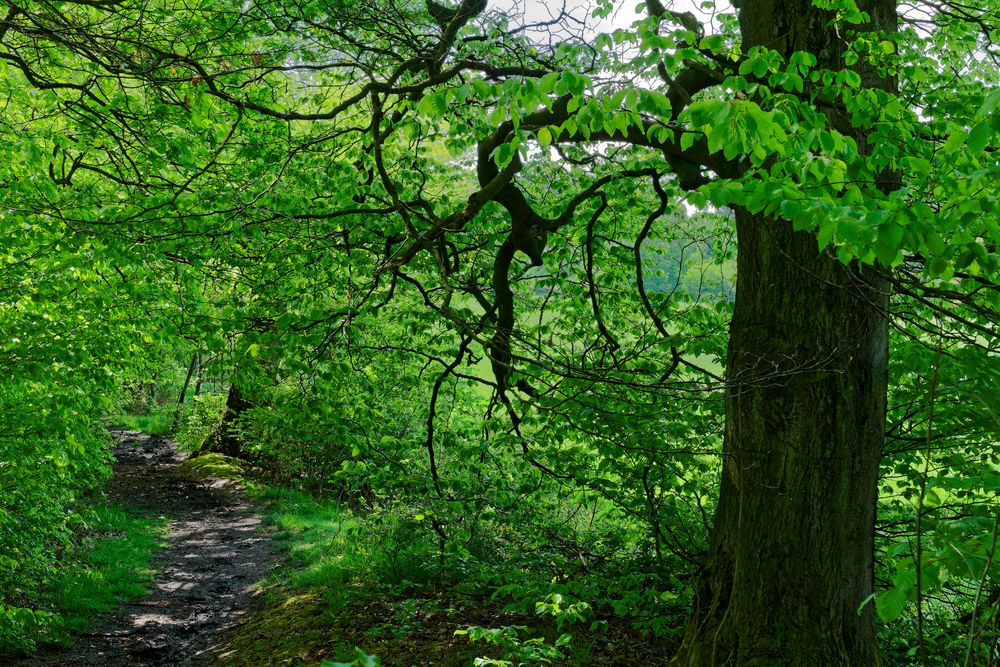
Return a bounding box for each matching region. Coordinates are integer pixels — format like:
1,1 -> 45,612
14,432 -> 275,667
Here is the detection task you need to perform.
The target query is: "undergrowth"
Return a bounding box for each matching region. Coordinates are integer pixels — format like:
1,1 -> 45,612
217,487 -> 503,666
0,504 -> 166,655
109,412 -> 174,436
108,391 -> 228,450
212,481 -> 671,666
115,413 -> 683,664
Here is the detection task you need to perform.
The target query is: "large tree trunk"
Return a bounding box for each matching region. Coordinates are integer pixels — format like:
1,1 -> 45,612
674,0 -> 896,664
675,212 -> 889,665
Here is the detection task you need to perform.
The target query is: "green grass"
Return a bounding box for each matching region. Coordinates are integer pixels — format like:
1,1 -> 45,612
181,461 -> 434,609
216,486 -> 488,666
218,486 -> 663,666
45,504 -> 167,645
2,503 -> 166,656
257,488 -> 434,603
108,411 -> 174,436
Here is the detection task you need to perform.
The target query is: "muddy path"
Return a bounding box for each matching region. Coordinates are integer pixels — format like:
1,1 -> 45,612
16,430 -> 275,666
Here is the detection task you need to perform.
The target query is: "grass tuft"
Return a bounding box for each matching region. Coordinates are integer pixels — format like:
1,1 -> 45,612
47,506 -> 166,644
1,503 -> 167,657
107,412 -> 174,436
45,504 -> 167,646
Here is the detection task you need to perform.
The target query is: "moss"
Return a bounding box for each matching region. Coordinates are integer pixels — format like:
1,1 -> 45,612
182,452 -> 246,481
217,587 -> 497,667
217,591 -> 341,666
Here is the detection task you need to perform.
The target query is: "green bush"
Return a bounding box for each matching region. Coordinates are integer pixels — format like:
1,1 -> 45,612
0,503 -> 165,656
175,392 -> 228,452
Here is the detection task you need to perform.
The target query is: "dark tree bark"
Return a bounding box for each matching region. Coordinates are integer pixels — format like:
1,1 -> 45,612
200,383 -> 252,459
674,0 -> 896,663
675,212 -> 889,666
194,354 -> 204,397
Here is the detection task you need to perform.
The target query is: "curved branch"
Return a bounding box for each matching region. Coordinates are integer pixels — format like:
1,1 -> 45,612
583,193 -> 618,350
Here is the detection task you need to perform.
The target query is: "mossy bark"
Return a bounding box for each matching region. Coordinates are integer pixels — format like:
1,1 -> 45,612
200,383 -> 252,459
674,210 -> 889,665
673,0 -> 896,663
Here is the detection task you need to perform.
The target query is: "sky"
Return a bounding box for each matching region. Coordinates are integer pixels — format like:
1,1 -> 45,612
490,0 -> 709,34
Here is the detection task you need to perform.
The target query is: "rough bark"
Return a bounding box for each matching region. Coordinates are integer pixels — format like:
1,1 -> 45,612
674,212 -> 889,666
200,383 -> 252,459
673,0 -> 896,663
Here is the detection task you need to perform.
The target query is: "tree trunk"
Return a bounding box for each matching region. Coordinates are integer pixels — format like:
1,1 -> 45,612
673,0 -> 895,663
200,383 -> 252,459
176,353 -> 198,406
674,212 -> 889,665
194,354 -> 204,396
170,353 -> 199,431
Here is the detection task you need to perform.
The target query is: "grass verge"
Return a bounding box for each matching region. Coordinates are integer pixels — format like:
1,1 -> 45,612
215,488 -> 491,666
1,504 -> 167,656
179,454 -> 671,665
214,486 -> 669,666
47,504 -> 168,642
107,412 -> 174,436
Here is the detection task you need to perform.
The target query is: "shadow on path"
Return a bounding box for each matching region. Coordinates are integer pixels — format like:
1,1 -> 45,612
14,430 -> 275,666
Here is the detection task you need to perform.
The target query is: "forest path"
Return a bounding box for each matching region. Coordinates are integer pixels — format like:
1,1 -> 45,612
16,429 -> 275,666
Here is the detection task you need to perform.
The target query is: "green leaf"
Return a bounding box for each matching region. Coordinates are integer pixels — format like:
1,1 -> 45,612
925,231 -> 946,255
926,256 -> 954,280
780,199 -> 806,220
967,121 -> 991,156
537,126 -> 552,146
819,130 -> 836,154
943,128 -> 968,155
680,131 -> 697,151
493,142 -> 514,167
816,221 -> 837,250
416,91 -> 448,116
876,223 -> 905,266
698,34 -> 725,52
875,587 -> 907,622
471,79 -> 493,97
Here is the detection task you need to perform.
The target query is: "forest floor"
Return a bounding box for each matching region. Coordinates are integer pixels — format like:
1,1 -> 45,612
12,430 -> 276,666
11,429 -> 674,666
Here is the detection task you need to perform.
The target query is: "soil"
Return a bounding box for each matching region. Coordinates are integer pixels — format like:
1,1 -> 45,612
13,430 -> 275,667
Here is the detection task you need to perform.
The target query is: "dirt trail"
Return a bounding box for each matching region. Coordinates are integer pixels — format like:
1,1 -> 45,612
16,430 -> 274,666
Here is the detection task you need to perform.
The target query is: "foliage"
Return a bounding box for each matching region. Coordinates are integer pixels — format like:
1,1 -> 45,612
0,504 -> 166,655
0,0 -> 997,661
456,625 -> 570,667
175,393 -> 230,452
110,410 -> 175,436
322,647 -> 383,667
873,333 -> 1000,664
